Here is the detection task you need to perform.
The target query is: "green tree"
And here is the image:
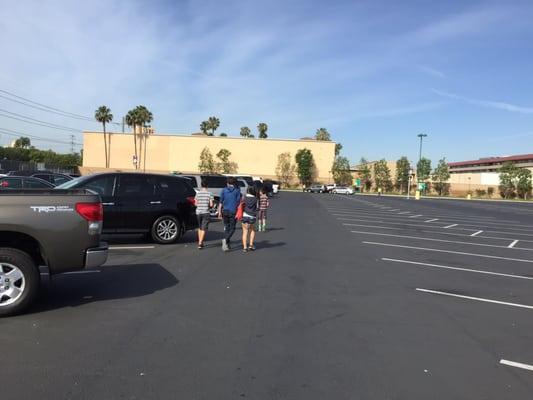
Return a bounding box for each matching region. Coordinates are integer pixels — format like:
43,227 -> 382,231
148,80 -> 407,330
14,136 -> 31,149
94,105 -> 113,168
200,121 -> 209,135
315,128 -> 331,141
359,157 -> 372,192
240,126 -> 251,138
275,152 -> 296,187
335,143 -> 343,156
257,122 -> 268,139
125,109 -> 138,167
395,156 -> 410,193
216,148 -> 238,173
198,147 -> 217,173
219,132 -> 227,137
133,105 -> 153,171
432,158 -> 451,196
248,134 -> 255,138
207,116 -> 220,136
516,168 -> 532,199
417,157 -> 432,182
499,162 -> 518,199
295,148 -> 316,187
373,159 -> 393,192
332,156 -> 352,185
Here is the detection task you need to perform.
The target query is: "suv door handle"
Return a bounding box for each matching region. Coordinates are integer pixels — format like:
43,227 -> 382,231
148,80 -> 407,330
102,202 -> 115,206
150,201 -> 162,205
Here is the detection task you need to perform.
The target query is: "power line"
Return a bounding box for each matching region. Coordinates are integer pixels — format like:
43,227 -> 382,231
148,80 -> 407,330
0,127 -> 82,146
0,88 -> 121,125
0,109 -> 82,132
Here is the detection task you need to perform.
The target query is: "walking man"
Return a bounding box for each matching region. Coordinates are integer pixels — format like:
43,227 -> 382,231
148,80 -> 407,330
218,177 -> 242,251
195,179 -> 214,249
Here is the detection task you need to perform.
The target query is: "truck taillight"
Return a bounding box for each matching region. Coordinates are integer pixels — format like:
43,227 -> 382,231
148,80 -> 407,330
76,202 -> 103,221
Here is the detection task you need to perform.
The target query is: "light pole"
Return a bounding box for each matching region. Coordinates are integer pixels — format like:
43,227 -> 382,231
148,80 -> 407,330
407,168 -> 413,199
417,133 -> 427,162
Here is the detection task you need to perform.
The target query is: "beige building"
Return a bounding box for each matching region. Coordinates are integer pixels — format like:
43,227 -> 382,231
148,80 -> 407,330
82,131 -> 336,182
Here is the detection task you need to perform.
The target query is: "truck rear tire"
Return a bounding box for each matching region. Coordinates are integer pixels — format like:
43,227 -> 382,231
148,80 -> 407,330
0,248 -> 40,317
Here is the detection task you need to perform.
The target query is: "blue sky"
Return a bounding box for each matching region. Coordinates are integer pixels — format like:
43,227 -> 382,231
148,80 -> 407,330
1,0 -> 533,166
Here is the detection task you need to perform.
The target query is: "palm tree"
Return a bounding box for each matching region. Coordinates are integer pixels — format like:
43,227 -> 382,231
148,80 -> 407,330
94,106 -> 113,168
125,109 -> 138,168
207,116 -> 220,136
200,121 -> 209,135
134,105 -> 153,171
257,122 -> 268,139
240,126 -> 251,138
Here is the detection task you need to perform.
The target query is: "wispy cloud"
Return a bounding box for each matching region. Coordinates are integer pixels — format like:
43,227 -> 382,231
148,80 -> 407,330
433,90 -> 533,114
418,65 -> 446,79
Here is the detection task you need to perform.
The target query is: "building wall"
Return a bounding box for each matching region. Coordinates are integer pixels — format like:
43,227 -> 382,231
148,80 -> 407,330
82,132 -> 336,182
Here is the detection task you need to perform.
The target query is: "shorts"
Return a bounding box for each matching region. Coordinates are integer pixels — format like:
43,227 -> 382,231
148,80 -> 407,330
197,213 -> 210,230
258,210 -> 267,219
241,216 -> 257,225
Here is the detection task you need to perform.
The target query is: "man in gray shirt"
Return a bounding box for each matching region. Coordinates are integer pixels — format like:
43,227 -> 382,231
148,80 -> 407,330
194,179 -> 214,249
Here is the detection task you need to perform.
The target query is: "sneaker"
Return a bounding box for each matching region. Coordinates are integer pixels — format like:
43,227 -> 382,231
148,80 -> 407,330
222,239 -> 228,252
198,243 -> 204,249
242,248 -> 248,253
249,245 -> 256,251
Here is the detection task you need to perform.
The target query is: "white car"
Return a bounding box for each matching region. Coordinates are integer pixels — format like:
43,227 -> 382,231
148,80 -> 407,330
332,186 -> 354,195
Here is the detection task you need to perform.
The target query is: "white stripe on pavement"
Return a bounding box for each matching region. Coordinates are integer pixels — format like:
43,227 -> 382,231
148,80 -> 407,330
350,230 -> 530,250
382,258 -> 533,280
471,230 -> 483,237
362,241 -> 533,263
409,214 -> 423,218
343,223 -> 403,230
500,359 -> 533,372
509,240 -> 519,248
416,288 -> 533,310
444,224 -> 458,229
425,218 -> 439,223
109,246 -> 156,250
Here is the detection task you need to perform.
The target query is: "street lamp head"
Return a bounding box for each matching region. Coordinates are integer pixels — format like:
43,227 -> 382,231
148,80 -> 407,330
417,133 -> 428,138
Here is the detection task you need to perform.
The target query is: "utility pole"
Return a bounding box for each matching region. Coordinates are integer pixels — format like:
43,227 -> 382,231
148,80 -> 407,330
122,116 -> 125,134
70,134 -> 75,154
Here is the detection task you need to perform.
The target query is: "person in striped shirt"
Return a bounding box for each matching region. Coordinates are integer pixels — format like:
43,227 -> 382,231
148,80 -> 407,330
258,187 -> 270,232
195,179 -> 214,249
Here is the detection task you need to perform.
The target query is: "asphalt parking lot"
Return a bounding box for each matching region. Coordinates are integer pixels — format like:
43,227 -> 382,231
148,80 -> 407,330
2,192 -> 533,399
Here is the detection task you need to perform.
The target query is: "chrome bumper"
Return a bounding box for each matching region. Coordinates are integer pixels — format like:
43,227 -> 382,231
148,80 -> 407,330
85,243 -> 108,268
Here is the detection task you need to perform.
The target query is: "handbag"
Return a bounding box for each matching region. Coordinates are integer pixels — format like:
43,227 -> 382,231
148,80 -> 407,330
235,201 -> 244,221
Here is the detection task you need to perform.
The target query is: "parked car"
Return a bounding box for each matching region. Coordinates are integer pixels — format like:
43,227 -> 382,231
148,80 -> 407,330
7,171 -> 74,186
178,174 -> 232,216
0,176 -> 55,189
56,173 -> 198,244
304,184 -> 326,193
0,189 -> 108,316
325,183 -> 337,193
332,186 -> 354,195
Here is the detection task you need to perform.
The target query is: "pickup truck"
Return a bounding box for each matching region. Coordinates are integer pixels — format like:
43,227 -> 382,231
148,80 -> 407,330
0,190 -> 108,316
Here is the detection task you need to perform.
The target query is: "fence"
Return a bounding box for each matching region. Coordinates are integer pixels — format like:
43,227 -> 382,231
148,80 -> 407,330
0,160 -> 79,175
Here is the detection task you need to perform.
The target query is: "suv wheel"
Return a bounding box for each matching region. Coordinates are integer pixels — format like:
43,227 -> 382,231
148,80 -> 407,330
151,215 -> 183,244
0,248 -> 40,317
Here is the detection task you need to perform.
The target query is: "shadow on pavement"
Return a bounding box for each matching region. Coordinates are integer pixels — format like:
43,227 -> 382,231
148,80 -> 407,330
30,263 -> 178,313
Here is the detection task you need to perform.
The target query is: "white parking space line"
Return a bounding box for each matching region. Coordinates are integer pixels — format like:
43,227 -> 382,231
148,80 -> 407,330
363,241 -> 533,263
422,230 -> 533,245
350,230 -> 529,250
343,223 -> 403,230
398,211 -> 410,214
500,359 -> 533,372
109,246 -> 156,250
444,224 -> 458,229
508,240 -> 519,248
416,288 -> 533,310
381,258 -> 533,280
409,214 -> 423,218
425,218 -> 439,223
471,230 -> 483,237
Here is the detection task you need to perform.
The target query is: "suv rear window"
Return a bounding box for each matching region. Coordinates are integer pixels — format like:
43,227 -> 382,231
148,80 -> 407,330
202,175 -> 227,188
181,176 -> 198,188
156,176 -> 195,197
118,175 -> 156,196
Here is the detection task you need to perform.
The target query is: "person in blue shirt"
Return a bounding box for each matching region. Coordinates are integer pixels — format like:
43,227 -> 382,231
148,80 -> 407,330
217,177 -> 242,251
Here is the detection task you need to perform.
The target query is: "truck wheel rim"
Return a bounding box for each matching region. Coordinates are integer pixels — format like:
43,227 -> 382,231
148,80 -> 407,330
0,263 -> 26,307
157,219 -> 178,241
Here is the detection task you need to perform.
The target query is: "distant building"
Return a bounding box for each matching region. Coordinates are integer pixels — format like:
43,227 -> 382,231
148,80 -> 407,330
82,131 -> 336,182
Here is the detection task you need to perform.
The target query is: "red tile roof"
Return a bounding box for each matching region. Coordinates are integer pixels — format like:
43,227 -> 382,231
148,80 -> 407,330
449,154 -> 533,167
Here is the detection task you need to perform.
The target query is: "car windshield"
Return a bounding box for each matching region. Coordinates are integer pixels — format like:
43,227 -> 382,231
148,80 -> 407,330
55,175 -> 87,189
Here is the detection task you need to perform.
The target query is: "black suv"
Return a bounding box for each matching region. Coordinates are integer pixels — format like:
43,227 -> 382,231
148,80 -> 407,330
7,170 -> 73,186
56,173 -> 198,244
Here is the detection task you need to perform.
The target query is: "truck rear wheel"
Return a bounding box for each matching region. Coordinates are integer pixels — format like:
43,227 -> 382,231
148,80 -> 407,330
0,248 -> 40,317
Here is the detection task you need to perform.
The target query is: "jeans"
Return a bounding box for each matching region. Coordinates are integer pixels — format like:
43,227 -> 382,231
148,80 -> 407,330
223,211 -> 237,243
